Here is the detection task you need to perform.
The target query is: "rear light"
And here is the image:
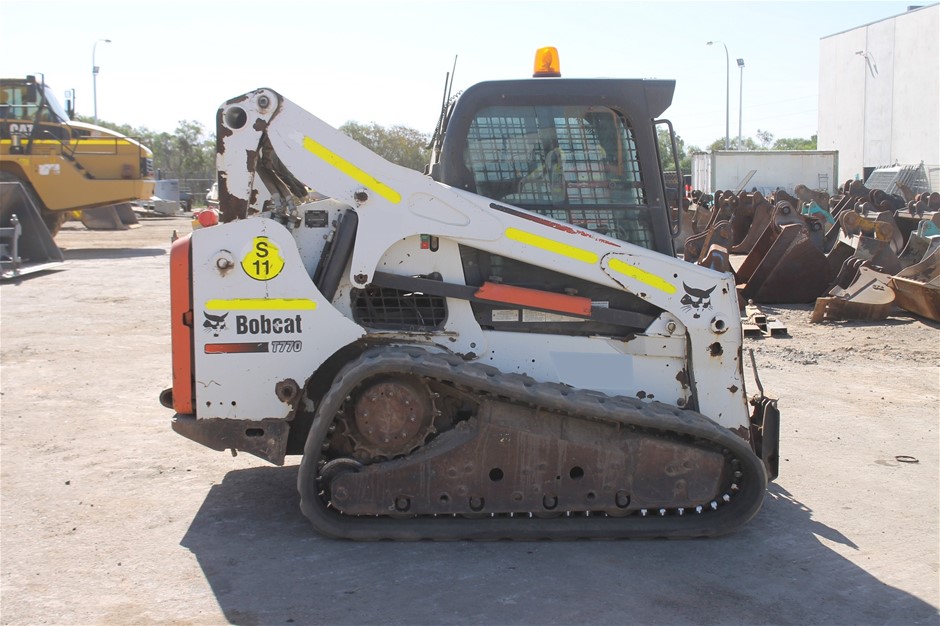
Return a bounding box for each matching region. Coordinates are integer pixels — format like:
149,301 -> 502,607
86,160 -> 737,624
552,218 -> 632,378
194,209 -> 220,228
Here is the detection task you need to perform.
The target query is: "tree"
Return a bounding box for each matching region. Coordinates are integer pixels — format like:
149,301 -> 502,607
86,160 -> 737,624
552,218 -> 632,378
755,129 -> 774,149
657,128 -> 695,174
708,136 -> 759,151
339,121 -> 430,172
773,134 -> 818,151
707,132 -> 817,152
161,120 -> 214,180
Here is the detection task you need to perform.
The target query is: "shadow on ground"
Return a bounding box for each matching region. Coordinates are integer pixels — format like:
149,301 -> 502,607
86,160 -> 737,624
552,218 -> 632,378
181,466 -> 937,626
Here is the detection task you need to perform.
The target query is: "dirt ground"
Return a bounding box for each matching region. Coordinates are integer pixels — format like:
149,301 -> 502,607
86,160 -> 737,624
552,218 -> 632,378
1,217 -> 938,625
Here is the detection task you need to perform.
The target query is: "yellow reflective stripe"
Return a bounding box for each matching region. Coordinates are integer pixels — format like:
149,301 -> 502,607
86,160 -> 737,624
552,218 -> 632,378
303,136 -> 401,204
0,139 -> 138,145
505,228 -> 599,264
205,298 -> 317,311
608,258 -> 676,294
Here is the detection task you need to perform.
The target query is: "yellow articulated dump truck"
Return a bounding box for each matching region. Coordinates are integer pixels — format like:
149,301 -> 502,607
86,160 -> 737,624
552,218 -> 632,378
0,75 -> 155,278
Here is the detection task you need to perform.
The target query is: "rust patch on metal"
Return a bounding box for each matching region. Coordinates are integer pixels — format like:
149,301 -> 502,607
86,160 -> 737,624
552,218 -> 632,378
675,368 -> 690,389
218,177 -> 248,222
172,414 -> 290,465
728,385 -> 739,394
708,342 -> 723,357
275,378 -> 301,404
216,109 -> 233,146
253,118 -> 269,132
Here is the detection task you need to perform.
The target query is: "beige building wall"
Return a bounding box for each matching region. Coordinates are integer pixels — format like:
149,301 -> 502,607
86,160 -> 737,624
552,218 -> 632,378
818,4 -> 939,189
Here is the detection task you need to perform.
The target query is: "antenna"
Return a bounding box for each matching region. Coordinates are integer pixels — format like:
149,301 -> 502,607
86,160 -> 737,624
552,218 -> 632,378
446,54 -> 457,104
429,55 -> 459,150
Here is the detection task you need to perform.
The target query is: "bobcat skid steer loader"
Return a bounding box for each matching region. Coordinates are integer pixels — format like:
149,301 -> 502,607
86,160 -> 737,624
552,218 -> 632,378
161,49 -> 779,540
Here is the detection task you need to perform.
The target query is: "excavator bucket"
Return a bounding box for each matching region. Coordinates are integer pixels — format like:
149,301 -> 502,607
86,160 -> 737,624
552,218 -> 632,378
114,203 -> 140,226
811,265 -> 895,323
0,181 -> 65,280
735,202 -> 830,304
897,232 -> 932,268
889,245 -> 940,322
683,220 -> 733,264
79,203 -> 140,230
731,193 -> 775,254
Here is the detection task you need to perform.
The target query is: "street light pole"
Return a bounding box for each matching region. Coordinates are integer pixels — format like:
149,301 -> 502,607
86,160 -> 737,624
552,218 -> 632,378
707,40 -> 730,150
92,38 -> 111,123
737,58 -> 745,150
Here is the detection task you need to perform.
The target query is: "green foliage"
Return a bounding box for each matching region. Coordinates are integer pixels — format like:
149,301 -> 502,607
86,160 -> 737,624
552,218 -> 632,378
656,128 -> 696,174
339,121 -> 430,172
77,115 -> 431,198
709,136 -> 759,151
707,132 -> 817,152
772,134 -> 818,151
755,129 -> 774,149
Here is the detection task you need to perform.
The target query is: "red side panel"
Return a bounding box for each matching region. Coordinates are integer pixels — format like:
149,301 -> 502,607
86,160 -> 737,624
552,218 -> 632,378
169,235 -> 194,414
474,282 -> 592,317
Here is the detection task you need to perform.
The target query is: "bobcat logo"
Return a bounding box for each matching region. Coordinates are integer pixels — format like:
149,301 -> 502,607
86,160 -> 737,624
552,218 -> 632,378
203,311 -> 228,337
680,283 -> 715,319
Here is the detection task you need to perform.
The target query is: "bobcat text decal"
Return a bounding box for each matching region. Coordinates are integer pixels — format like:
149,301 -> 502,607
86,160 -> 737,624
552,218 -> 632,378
200,298 -> 315,354
235,314 -> 302,334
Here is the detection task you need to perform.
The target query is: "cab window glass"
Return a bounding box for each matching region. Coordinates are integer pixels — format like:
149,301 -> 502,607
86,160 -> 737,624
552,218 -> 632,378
465,105 -> 646,207
464,104 -> 653,248
0,84 -> 67,123
0,86 -> 38,121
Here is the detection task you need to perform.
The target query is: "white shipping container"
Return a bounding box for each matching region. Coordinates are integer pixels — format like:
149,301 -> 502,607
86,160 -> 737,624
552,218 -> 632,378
690,151 -> 839,197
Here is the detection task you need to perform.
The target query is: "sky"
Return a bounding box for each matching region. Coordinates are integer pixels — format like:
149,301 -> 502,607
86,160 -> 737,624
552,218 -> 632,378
0,0 -> 923,150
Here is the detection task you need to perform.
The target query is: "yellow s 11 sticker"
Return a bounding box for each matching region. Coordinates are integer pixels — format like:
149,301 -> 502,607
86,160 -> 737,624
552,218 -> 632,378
241,236 -> 285,281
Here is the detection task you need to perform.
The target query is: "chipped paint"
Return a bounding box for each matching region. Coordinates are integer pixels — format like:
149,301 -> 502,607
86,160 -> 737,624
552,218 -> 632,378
731,425 -> 751,441
675,368 -> 690,389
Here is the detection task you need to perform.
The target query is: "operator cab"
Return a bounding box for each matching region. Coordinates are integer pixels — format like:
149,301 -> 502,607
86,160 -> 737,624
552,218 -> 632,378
0,76 -> 73,145
428,52 -> 678,256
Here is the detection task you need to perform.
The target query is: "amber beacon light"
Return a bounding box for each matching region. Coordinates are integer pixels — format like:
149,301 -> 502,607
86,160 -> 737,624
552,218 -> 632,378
533,46 -> 561,77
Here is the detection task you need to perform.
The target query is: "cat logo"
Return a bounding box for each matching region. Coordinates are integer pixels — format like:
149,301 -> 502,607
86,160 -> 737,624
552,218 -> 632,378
203,311 -> 228,337
8,123 -> 34,135
680,283 -> 715,319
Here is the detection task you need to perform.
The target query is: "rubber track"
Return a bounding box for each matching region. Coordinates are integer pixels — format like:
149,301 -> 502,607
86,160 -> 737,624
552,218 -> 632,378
298,346 -> 768,540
